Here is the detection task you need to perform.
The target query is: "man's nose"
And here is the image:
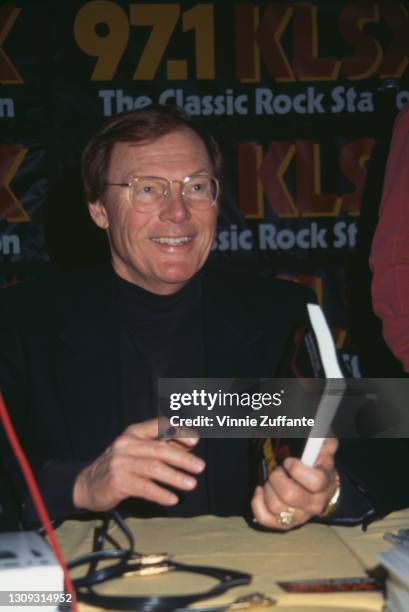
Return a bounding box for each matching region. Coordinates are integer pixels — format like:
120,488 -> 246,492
158,183 -> 191,223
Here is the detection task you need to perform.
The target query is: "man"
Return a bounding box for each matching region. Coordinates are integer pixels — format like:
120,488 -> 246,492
0,106 -> 382,530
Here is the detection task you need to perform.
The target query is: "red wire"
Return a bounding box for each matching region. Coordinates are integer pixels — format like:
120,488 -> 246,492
0,393 -> 77,611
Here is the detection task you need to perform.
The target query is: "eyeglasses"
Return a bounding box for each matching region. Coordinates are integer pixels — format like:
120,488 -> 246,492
106,174 -> 219,212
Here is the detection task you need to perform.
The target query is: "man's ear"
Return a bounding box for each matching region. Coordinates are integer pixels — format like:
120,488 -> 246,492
88,200 -> 109,229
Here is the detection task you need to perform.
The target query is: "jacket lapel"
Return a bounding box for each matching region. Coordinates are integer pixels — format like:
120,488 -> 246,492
54,269 -> 122,459
202,270 -> 267,378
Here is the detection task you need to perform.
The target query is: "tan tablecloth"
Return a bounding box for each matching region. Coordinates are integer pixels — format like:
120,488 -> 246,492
56,510 -> 409,611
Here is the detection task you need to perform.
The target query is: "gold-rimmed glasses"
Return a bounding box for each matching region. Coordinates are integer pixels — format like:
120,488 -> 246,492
106,174 -> 219,212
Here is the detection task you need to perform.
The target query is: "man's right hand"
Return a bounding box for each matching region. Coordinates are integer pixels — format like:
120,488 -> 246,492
72,419 -> 205,512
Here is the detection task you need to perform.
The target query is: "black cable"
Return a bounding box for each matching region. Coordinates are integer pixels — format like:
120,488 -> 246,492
67,511 -> 252,611
75,563 -> 251,611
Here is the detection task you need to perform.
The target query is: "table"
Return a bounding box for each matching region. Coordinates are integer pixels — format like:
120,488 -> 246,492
56,509 -> 409,611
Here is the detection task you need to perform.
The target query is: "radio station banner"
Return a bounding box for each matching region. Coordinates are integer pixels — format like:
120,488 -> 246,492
1,0 -> 408,376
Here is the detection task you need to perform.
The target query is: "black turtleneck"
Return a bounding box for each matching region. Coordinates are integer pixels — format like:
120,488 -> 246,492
115,273 -> 209,517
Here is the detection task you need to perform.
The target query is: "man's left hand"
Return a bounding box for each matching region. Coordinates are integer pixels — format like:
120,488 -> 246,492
251,438 -> 339,530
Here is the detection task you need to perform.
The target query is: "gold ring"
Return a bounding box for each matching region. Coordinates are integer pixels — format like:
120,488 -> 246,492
277,506 -> 296,527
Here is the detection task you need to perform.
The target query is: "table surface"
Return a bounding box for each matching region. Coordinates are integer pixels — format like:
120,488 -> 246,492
56,509 -> 409,612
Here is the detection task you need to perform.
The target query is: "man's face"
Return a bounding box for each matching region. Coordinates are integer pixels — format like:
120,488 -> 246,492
89,128 -> 218,294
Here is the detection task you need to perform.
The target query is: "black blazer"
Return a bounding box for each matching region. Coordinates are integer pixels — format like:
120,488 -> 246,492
1,265 -> 408,528
0,265 -> 313,527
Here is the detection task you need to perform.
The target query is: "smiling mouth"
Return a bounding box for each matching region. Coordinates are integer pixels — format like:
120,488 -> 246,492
150,236 -> 193,245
